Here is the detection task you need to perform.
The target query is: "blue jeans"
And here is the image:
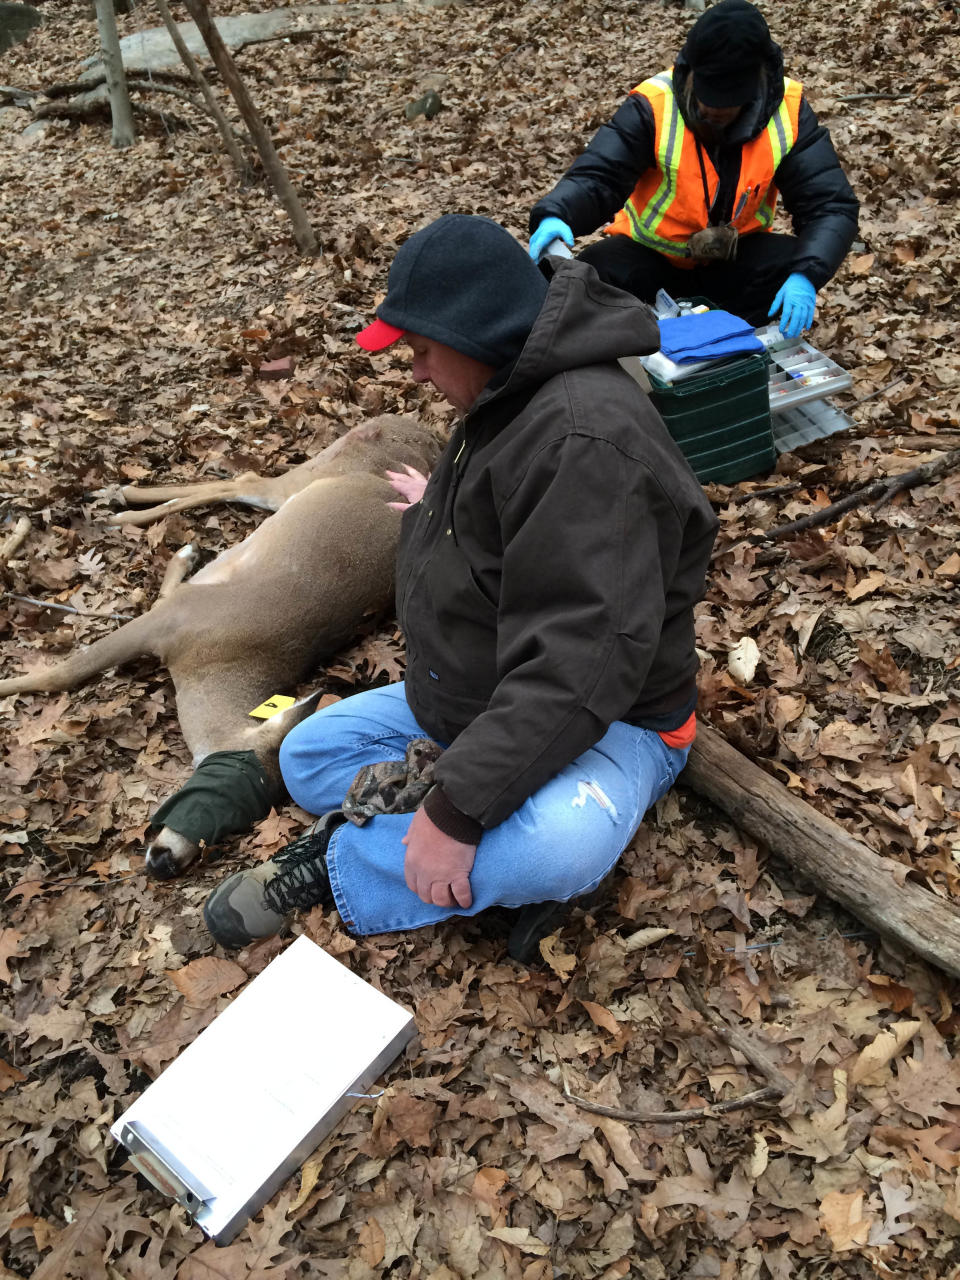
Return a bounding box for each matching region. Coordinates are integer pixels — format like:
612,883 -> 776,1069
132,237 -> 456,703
278,683 -> 689,936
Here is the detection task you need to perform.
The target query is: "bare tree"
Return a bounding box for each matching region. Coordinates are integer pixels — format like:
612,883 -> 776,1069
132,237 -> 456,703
182,0 -> 319,255
153,0 -> 251,182
94,0 -> 136,147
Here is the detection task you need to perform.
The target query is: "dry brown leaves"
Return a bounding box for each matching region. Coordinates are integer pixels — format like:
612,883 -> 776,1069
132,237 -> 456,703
1,0 -> 960,1276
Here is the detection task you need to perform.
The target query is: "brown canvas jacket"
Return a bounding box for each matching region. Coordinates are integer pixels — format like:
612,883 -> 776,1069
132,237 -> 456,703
396,258 -> 718,831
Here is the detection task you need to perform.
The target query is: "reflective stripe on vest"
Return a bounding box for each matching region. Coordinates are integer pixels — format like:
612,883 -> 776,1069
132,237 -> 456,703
609,71 -> 803,257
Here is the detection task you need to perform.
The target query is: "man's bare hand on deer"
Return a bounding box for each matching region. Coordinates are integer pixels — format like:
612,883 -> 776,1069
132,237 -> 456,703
386,465 -> 429,511
402,806 -> 476,908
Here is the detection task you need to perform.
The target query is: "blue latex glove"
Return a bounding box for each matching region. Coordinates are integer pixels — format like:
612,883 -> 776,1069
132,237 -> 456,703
769,273 -> 817,338
529,217 -> 574,261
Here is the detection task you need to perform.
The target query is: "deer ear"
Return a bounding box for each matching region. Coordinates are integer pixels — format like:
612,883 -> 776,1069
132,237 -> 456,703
358,417 -> 386,441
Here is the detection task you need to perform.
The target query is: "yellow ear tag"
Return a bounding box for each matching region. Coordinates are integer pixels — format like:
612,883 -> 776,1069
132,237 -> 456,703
248,694 -> 297,720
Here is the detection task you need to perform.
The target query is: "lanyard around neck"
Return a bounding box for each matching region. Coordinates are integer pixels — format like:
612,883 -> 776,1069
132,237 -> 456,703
694,139 -> 718,225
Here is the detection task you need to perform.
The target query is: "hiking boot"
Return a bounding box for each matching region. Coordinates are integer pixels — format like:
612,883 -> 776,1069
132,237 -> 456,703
506,873 -> 615,965
203,811 -> 345,949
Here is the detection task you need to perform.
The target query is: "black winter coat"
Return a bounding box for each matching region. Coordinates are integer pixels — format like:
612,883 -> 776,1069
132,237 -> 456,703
396,260 -> 718,832
530,43 -> 858,290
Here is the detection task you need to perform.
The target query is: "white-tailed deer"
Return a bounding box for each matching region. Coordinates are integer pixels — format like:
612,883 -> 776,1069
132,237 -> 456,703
0,415 -> 440,879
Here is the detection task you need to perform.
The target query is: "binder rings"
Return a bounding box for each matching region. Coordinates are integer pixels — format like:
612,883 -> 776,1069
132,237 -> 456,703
110,935 -> 416,1244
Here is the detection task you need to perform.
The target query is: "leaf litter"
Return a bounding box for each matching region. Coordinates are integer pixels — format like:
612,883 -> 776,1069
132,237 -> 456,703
1,0 -> 960,1276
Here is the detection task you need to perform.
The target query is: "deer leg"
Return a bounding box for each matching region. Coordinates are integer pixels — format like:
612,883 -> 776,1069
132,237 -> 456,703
144,691 -> 327,879
0,610 -> 162,697
155,544 -> 198,604
110,489 -> 238,528
111,473 -> 267,527
145,828 -> 205,881
119,472 -> 266,504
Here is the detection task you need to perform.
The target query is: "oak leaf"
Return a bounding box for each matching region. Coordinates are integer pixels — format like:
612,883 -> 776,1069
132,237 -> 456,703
167,956 -> 248,1006
819,1188 -> 873,1250
539,930 -> 576,979
24,1006 -> 86,1050
580,999 -> 624,1038
358,1216 -> 386,1266
382,1092 -> 440,1149
487,1226 -> 550,1256
506,1075 -> 594,1161
0,1056 -> 26,1092
868,1176 -> 918,1245
0,927 -> 27,982
850,1020 -> 921,1085
889,1050 -> 960,1121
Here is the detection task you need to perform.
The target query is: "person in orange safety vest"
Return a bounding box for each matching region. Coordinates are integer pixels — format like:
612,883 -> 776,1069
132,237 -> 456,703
528,0 -> 858,338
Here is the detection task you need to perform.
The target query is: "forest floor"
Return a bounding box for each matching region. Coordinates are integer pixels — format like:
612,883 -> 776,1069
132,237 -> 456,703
1,0 -> 959,1276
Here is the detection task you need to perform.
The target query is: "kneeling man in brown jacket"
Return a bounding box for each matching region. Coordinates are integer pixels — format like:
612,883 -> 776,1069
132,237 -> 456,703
204,214 -> 718,949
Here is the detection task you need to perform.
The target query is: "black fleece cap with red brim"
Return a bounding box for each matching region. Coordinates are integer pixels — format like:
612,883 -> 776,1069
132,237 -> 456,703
356,214 -> 548,368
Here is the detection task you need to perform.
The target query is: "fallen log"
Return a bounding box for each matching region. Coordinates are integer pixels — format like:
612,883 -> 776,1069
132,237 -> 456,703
0,84 -> 40,108
682,722 -> 960,980
35,82 -> 188,129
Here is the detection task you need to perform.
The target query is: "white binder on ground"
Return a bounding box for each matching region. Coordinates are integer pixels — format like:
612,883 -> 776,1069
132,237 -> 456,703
110,935 -> 416,1245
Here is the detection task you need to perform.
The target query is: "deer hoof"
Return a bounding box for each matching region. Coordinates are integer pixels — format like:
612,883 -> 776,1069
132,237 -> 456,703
145,828 -> 201,879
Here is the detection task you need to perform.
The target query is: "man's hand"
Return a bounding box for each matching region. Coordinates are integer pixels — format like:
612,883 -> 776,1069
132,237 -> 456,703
386,464 -> 430,511
403,805 -> 476,908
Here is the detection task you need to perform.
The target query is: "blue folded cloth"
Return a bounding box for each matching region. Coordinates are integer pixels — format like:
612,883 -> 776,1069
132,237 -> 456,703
658,310 -> 764,363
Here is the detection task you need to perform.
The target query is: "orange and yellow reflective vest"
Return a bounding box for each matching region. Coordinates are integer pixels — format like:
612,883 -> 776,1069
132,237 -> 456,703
608,69 -> 803,263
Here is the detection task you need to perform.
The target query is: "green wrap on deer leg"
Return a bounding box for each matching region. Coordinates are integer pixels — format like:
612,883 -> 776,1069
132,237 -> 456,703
149,750 -> 287,877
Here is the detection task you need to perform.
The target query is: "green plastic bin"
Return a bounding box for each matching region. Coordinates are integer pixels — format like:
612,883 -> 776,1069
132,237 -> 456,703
648,303 -> 775,485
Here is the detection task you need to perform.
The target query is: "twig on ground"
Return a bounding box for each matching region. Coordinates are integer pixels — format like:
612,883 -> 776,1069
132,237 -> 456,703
128,79 -> 205,108
837,91 -> 915,103
731,482 -> 803,505
7,593 -> 133,622
131,100 -> 191,130
848,374 -> 908,407
754,546 -> 832,570
751,447 -> 960,543
876,433 -> 960,450
0,517 -> 31,561
232,23 -> 348,49
563,1082 -> 780,1123
35,83 -> 189,130
679,972 -> 801,1102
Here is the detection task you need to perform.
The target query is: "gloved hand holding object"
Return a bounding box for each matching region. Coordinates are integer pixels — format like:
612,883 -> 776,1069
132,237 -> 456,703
529,217 -> 574,262
769,272 -> 817,338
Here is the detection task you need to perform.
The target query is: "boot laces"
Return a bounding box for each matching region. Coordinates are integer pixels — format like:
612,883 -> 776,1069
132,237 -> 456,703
262,827 -> 330,915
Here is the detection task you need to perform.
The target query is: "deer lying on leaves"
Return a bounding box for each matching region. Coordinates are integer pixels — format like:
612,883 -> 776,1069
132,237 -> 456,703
0,415 -> 440,880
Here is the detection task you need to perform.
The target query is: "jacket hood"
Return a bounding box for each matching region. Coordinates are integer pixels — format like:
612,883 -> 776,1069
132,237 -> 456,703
474,258 -> 660,408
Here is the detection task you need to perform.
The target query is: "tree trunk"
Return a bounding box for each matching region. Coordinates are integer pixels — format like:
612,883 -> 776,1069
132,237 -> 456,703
181,0 -> 319,255
153,0 -> 251,182
94,0 -> 136,148
683,722 -> 960,979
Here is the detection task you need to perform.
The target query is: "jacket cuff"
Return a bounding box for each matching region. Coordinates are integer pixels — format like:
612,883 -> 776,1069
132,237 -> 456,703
423,785 -> 484,846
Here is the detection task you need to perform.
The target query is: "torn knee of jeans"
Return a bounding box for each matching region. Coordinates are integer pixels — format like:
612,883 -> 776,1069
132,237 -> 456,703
570,779 -> 619,820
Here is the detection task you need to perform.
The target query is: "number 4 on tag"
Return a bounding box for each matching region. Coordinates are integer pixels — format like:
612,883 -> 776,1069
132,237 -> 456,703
248,694 -> 297,720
